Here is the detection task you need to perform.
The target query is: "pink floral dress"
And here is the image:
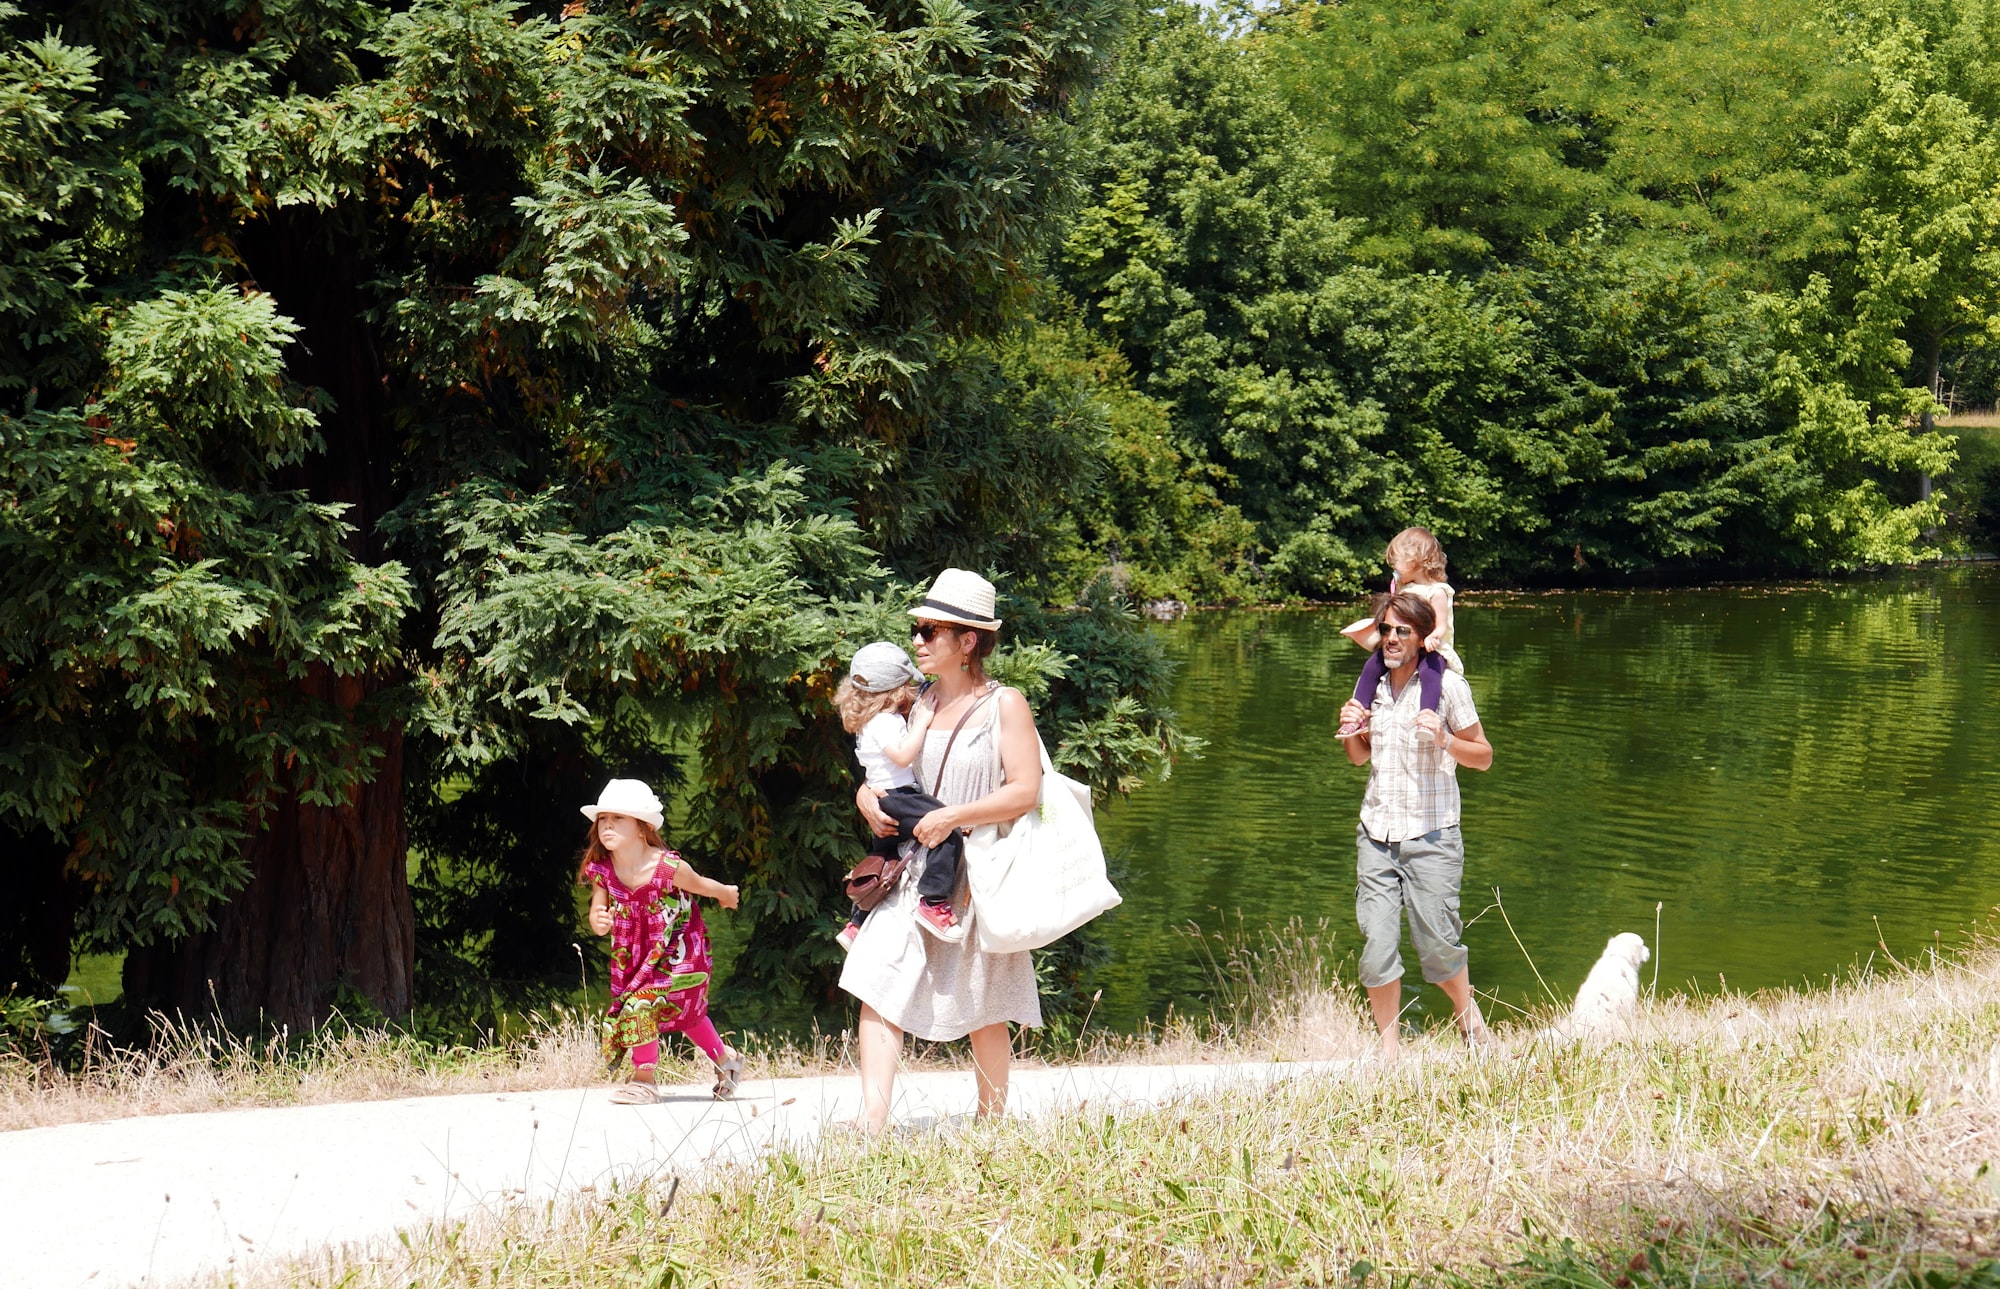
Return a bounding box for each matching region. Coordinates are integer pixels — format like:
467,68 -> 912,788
584,849 -> 713,1064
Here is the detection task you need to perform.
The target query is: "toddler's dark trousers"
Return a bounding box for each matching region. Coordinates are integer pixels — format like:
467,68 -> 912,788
1353,648 -> 1445,711
873,784 -> 964,904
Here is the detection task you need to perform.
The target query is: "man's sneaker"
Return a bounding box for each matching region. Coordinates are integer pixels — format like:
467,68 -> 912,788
837,921 -> 860,951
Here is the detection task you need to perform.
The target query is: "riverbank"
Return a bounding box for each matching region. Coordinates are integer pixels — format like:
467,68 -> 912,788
211,938 -> 2000,1286
1162,555 -> 2000,613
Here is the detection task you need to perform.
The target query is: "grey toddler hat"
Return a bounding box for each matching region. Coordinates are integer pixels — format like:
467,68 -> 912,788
848,641 -> 923,692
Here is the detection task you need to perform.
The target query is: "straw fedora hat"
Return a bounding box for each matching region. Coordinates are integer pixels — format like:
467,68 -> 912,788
580,778 -> 665,830
909,568 -> 1002,631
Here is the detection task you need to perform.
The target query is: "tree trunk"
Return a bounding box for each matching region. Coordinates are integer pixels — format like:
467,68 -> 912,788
121,210 -> 415,1030
1919,334 -> 1943,503
248,209 -> 398,564
0,823 -> 78,997
124,671 -> 412,1029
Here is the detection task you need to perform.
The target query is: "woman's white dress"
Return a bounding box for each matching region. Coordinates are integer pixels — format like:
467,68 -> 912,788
838,691 -> 1043,1040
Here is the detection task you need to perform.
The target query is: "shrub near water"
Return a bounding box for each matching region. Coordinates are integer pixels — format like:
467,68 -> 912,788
255,945 -> 2000,1287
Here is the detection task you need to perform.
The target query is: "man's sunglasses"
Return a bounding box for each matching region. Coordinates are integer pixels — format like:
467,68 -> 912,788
1374,623 -> 1418,640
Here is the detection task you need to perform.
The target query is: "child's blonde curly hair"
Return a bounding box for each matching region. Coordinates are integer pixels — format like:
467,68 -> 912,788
834,676 -> 917,734
1385,526 -> 1448,583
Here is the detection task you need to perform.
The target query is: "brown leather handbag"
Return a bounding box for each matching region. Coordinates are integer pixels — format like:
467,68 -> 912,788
843,686 -> 995,912
841,850 -> 902,913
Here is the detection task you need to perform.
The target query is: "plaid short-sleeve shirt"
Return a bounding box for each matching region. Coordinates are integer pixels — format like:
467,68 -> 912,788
1358,667 -> 1481,844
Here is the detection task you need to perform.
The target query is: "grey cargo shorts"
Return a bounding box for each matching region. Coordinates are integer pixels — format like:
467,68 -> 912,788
1354,823 -> 1468,989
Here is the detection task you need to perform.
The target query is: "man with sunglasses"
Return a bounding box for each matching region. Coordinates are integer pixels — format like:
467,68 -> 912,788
1336,590 -> 1495,1061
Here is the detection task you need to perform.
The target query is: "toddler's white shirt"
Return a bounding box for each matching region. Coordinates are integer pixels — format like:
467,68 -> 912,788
856,712 -> 917,791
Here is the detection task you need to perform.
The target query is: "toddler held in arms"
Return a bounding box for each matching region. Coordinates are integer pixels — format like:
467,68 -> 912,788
578,779 -> 743,1104
1338,526 -> 1464,740
835,641 -> 963,947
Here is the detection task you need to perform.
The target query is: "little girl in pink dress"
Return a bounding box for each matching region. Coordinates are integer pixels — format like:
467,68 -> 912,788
577,779 -> 743,1103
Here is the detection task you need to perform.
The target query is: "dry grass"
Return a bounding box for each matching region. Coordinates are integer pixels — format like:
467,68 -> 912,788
235,936 -> 2000,1287
1940,411 -> 2000,429
0,1010 -> 608,1131
0,1011 -> 983,1132
0,920 -> 1369,1132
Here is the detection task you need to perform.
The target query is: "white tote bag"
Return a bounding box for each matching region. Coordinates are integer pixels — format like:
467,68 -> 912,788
967,738 -> 1122,954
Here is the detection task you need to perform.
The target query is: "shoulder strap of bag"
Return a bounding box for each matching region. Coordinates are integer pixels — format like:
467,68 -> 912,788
930,682 -> 1000,797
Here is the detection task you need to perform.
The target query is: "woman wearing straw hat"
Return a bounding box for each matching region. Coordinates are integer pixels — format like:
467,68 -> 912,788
838,568 -> 1045,1132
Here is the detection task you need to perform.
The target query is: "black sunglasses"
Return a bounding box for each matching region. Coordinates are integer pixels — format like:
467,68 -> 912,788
1375,623 -> 1418,639
911,622 -> 955,643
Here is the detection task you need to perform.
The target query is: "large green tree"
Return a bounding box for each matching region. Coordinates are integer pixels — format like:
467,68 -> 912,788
1054,0 -> 1985,593
1,0 -> 1179,1028
1836,0 -> 2000,501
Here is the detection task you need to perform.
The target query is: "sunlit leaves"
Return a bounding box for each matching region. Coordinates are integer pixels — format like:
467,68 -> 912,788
102,286 -> 324,475
478,166 -> 691,356
416,463 -> 879,757
0,404 -> 412,943
0,0 -> 1178,1016
0,21 -> 127,393
1062,0 -> 2000,586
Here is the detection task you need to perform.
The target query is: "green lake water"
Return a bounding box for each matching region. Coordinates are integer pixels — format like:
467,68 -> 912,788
1088,566 -> 2000,1032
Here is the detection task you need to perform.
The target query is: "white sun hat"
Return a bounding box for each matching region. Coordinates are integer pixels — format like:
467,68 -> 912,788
580,778 -> 665,830
908,567 -> 1002,631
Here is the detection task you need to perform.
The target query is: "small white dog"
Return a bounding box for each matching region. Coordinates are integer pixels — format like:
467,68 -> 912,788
1547,931 -> 1650,1042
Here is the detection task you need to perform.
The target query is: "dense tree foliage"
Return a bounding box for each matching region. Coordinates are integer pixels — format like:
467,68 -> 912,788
0,0 -> 1190,1027
7,0 -> 2000,1034
1056,0 -> 2000,595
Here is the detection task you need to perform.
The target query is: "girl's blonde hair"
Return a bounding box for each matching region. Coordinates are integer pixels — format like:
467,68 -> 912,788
1385,526 -> 1448,583
575,815 -> 665,885
834,676 -> 916,734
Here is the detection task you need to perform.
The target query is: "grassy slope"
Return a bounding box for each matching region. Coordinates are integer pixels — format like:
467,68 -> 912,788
243,943 -> 2000,1288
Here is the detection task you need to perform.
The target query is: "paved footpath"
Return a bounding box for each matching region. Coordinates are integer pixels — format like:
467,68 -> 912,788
0,1059 -> 1342,1289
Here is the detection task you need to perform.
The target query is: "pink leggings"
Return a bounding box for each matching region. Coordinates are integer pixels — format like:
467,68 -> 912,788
629,1016 -> 726,1069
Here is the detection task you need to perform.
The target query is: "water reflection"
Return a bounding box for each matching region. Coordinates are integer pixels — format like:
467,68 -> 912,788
1092,568 -> 2000,1031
